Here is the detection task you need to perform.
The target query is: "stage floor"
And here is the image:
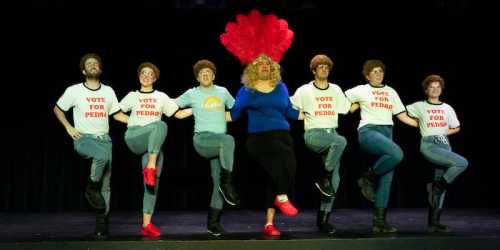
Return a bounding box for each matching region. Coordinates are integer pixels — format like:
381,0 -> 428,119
1,209 -> 500,250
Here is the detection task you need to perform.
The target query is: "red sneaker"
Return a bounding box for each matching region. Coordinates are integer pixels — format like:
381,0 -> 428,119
274,197 -> 298,216
143,168 -> 157,186
263,224 -> 281,236
141,223 -> 161,237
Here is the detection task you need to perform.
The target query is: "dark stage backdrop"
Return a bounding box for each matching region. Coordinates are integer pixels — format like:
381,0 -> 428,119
2,0 -> 494,212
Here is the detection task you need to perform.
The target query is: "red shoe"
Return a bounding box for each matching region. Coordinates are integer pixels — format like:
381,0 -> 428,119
274,197 -> 298,217
141,223 -> 161,237
143,168 -> 157,186
263,224 -> 281,236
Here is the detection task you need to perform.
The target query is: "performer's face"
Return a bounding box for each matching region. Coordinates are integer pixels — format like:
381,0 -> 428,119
197,68 -> 215,87
426,81 -> 442,99
366,67 -> 384,85
314,64 -> 330,80
257,61 -> 271,80
82,58 -> 102,78
139,67 -> 157,87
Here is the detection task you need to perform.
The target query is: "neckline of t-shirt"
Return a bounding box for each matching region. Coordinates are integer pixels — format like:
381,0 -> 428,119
425,100 -> 443,106
83,82 -> 102,91
368,83 -> 386,88
312,81 -> 330,90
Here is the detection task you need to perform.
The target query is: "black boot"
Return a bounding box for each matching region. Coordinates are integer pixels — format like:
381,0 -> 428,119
372,207 -> 398,233
95,212 -> 109,239
85,179 -> 106,210
358,168 -> 376,202
430,177 -> 448,208
207,208 -> 225,236
219,169 -> 240,206
315,170 -> 335,197
428,207 -> 451,233
317,210 -> 336,234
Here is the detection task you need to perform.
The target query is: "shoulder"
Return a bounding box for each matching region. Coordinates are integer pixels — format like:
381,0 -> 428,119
408,100 -> 423,107
329,83 -> 344,92
65,83 -> 83,91
352,84 -> 367,90
384,85 -> 398,93
100,83 -> 116,93
125,91 -> 137,97
442,103 -> 455,110
297,82 -> 313,92
214,85 -> 230,93
155,90 -> 171,99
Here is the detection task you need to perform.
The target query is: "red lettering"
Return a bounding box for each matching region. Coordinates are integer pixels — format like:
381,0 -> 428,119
86,97 -> 105,103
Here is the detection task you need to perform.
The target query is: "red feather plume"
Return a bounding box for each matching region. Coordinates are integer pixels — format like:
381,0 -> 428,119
220,10 -> 294,65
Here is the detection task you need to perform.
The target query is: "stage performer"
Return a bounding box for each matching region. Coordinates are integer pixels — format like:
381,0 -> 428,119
175,59 -> 240,237
406,74 -> 468,233
119,62 -> 192,237
345,59 -> 417,233
290,54 -> 353,234
221,10 -> 305,237
53,53 -> 129,238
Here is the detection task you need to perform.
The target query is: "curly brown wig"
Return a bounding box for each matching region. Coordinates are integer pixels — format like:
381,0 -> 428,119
310,54 -> 333,72
193,59 -> 217,78
362,59 -> 385,77
137,62 -> 160,80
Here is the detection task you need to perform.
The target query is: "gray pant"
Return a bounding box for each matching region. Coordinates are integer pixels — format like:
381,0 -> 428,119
358,125 -> 404,208
421,135 -> 468,183
304,128 -> 347,212
124,121 -> 168,214
421,135 -> 468,208
74,134 -> 112,214
193,132 -> 235,209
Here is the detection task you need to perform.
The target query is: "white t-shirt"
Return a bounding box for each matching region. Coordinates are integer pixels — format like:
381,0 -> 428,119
120,90 -> 179,127
290,81 -> 351,130
345,84 -> 406,129
56,83 -> 120,135
406,101 -> 460,137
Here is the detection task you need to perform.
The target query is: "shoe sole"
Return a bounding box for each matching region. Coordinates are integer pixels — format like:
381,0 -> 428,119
85,192 -> 106,210
276,207 -> 298,217
427,227 -> 451,233
372,228 -> 398,233
218,186 -> 238,206
314,182 -> 334,197
357,179 -> 375,202
318,227 -> 336,235
207,230 -> 222,237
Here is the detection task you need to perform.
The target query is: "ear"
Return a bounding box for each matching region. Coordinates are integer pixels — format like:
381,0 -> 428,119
82,70 -> 87,76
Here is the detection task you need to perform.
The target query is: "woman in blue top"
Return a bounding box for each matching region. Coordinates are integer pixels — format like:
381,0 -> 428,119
228,54 -> 304,236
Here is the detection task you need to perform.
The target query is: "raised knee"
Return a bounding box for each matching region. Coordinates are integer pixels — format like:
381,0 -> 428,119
393,149 -> 404,163
156,121 -> 168,131
94,154 -> 111,163
338,136 -> 347,148
222,135 -> 235,147
459,157 -> 469,169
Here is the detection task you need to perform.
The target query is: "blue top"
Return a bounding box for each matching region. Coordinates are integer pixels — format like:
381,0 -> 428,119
175,85 -> 234,134
230,82 -> 300,134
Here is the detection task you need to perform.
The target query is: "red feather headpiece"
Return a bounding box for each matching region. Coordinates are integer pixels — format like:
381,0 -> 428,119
220,10 -> 294,65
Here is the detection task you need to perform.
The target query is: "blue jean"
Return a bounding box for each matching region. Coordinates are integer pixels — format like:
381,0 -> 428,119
304,128 -> 347,212
421,135 -> 468,184
358,125 -> 403,208
193,132 -> 235,209
124,121 -> 168,214
74,134 -> 112,214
